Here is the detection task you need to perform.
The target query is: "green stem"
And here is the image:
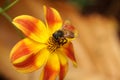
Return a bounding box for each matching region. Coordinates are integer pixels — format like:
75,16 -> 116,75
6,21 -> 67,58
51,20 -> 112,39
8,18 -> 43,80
4,0 -> 19,11
0,0 -> 19,13
0,0 -> 24,38
0,8 -> 12,22
0,7 -> 24,38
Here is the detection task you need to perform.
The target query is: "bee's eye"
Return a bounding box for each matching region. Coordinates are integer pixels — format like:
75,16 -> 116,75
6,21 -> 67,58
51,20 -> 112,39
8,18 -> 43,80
53,30 -> 64,40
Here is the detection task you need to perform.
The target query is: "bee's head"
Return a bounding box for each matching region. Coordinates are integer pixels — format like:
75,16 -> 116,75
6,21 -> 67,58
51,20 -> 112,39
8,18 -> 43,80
52,30 -> 64,40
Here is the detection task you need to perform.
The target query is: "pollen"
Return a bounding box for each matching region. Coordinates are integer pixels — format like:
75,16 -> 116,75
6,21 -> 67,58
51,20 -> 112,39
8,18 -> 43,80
47,37 -> 59,53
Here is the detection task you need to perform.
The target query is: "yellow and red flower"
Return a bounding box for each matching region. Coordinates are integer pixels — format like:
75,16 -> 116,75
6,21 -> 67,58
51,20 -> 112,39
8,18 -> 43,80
10,6 -> 77,80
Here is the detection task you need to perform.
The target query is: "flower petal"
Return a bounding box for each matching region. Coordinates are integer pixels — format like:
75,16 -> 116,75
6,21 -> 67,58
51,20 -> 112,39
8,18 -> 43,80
62,42 -> 77,67
12,15 -> 49,43
40,53 -> 60,80
58,53 -> 68,80
44,6 -> 63,34
10,38 -> 50,73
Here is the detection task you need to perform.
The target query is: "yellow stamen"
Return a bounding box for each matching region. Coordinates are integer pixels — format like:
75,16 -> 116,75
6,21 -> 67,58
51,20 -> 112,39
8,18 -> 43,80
47,37 -> 67,53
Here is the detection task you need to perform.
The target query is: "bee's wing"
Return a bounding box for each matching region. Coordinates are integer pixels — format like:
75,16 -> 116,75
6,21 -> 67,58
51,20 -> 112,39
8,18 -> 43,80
62,21 -> 75,32
62,20 -> 78,38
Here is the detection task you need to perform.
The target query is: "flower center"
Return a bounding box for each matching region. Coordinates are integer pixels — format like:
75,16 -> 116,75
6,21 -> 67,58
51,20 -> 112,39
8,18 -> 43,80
47,36 -> 67,53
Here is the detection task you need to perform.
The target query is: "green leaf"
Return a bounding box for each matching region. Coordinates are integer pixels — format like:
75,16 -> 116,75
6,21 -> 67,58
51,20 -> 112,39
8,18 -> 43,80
68,0 -> 95,8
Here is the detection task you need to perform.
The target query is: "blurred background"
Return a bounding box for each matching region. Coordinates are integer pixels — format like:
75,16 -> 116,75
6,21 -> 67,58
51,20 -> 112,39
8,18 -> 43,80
0,0 -> 120,80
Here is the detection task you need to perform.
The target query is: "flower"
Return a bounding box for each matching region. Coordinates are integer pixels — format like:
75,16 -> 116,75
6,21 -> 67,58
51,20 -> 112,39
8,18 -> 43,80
10,6 -> 77,80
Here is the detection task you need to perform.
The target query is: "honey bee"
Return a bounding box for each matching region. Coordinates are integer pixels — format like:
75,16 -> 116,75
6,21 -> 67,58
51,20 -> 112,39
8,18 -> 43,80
47,22 -> 76,52
52,23 -> 76,46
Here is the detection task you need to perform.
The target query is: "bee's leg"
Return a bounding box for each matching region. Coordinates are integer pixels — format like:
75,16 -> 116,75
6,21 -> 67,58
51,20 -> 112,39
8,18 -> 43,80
63,38 -> 67,45
59,37 -> 67,46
